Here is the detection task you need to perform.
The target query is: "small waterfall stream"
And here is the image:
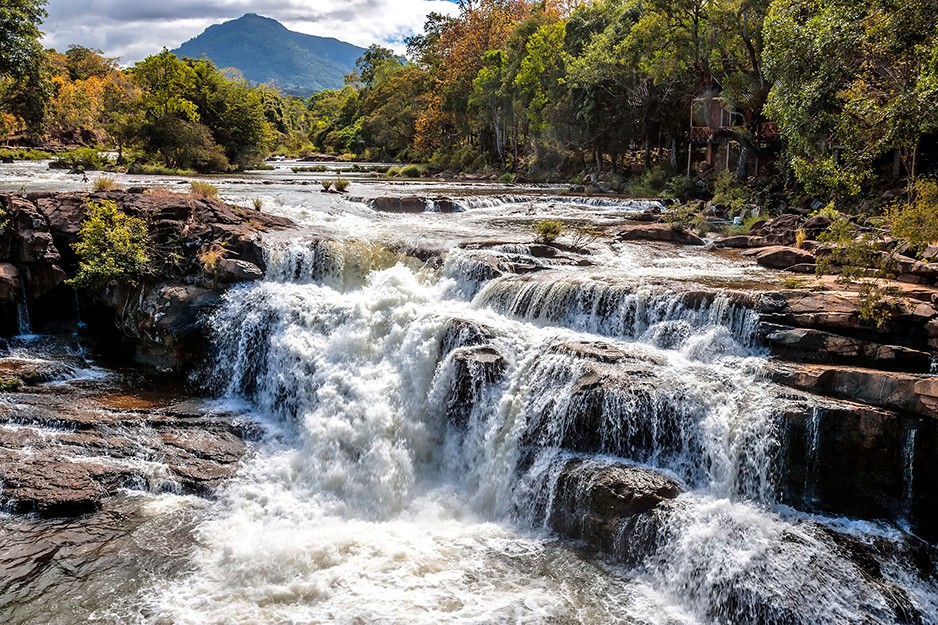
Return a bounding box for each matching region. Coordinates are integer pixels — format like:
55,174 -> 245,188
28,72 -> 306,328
139,238 -> 937,624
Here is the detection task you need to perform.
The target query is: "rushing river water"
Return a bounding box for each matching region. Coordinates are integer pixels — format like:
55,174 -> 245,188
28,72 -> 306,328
1,162 -> 937,624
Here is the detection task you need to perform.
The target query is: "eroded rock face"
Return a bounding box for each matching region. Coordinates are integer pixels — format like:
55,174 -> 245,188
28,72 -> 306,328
547,457 -> 682,555
0,374 -> 253,517
614,223 -> 705,246
0,190 -> 294,373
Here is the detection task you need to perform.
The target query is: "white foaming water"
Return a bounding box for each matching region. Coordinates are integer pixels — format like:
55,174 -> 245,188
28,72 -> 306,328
137,238 -> 937,625
2,162 -> 933,622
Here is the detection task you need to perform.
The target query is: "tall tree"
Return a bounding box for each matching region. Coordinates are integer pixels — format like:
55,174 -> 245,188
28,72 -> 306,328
0,0 -> 49,135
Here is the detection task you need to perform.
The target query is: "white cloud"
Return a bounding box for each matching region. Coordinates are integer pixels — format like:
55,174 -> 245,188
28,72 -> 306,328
40,0 -> 458,64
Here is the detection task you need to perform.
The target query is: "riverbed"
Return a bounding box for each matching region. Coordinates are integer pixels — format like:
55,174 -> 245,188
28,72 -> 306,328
1,161 -> 936,624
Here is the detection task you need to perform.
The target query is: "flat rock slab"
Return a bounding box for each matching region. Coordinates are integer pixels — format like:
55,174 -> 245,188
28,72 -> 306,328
0,384 -> 252,517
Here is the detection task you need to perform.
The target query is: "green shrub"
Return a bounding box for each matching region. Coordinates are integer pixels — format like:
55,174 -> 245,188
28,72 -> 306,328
887,179 -> 938,255
857,284 -> 899,329
252,197 -> 263,210
0,148 -> 53,161
333,178 -> 350,192
320,180 -> 332,191
665,175 -> 700,201
711,171 -> 749,212
625,166 -> 671,197
534,219 -> 564,243
68,200 -> 150,289
53,147 -> 109,171
387,166 -> 402,177
498,173 -> 516,183
189,180 -> 220,200
92,176 -> 118,192
401,164 -> 423,178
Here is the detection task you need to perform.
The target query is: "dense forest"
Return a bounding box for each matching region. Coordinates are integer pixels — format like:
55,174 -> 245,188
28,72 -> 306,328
1,0 -> 937,207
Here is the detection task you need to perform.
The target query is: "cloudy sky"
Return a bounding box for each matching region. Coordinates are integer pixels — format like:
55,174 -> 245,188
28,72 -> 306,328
41,0 -> 459,64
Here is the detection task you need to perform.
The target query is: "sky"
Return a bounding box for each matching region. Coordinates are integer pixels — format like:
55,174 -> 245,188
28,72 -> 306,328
40,0 -> 459,64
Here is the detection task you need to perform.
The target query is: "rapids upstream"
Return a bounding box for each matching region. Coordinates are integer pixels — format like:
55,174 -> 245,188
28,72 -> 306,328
1,161 -> 937,624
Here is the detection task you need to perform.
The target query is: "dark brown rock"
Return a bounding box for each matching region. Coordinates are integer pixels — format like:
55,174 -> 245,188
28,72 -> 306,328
762,324 -> 933,372
713,235 -> 768,248
212,258 -> 264,284
370,196 -> 428,213
548,458 -> 681,554
745,245 -> 815,270
767,362 -> 938,419
615,223 -> 705,246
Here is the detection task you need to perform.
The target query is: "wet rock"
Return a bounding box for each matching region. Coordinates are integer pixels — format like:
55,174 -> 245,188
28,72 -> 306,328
0,383 -> 250,517
743,245 -> 815,270
767,362 -> 938,419
212,258 -> 264,284
445,345 -> 506,429
116,284 -> 223,373
548,458 -> 681,554
614,223 -> 705,246
370,196 -> 428,213
0,263 -> 22,335
762,324 -> 933,372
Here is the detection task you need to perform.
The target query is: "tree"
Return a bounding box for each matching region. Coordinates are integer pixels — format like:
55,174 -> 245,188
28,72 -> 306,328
355,45 -> 403,88
0,0 -> 49,135
764,0 -> 938,198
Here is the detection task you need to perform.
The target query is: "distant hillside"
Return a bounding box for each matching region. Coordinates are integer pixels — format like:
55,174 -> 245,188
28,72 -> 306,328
172,13 -> 366,95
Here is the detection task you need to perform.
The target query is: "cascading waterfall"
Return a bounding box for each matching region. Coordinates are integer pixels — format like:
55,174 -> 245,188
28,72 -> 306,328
142,239 -> 937,624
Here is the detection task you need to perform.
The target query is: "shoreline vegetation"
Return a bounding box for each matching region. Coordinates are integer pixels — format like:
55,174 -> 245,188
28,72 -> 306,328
1,0 -> 936,275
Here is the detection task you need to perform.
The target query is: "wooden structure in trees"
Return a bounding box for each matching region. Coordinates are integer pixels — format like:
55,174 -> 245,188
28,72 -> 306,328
687,95 -> 781,176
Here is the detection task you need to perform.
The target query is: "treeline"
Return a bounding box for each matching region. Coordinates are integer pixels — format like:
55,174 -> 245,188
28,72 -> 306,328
2,0 -> 937,203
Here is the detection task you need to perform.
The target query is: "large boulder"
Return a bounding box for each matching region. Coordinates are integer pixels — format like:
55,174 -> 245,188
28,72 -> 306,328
614,223 -> 705,246
767,362 -> 938,419
547,457 -> 682,555
761,324 -> 934,372
744,245 -> 815,270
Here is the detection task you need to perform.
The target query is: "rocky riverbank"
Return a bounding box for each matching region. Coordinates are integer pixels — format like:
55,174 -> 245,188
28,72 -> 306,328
0,189 -> 293,372
0,189 -> 292,517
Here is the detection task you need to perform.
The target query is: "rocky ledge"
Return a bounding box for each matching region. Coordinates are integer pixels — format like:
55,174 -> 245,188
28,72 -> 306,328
0,349 -> 256,516
0,189 -> 293,373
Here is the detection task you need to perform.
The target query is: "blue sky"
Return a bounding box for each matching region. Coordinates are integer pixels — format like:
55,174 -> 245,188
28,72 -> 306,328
41,0 -> 459,64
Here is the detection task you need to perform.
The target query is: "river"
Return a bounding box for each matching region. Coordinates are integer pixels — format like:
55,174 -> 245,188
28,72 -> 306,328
1,161 -> 936,624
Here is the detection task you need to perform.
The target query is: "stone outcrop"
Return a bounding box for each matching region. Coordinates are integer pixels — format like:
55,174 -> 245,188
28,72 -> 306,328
613,223 -> 705,246
0,190 -> 294,373
742,245 -> 816,271
368,196 -> 462,214
547,457 -> 681,555
0,358 -> 254,516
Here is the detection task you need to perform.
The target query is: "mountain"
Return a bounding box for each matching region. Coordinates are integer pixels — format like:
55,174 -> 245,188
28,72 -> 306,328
172,13 -> 366,95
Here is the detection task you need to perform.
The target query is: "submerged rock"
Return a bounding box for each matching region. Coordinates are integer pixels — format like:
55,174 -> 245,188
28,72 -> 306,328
0,380 -> 251,517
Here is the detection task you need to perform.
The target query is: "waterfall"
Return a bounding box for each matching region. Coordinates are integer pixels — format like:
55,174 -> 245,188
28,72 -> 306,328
16,276 -> 30,336
142,236 -> 937,624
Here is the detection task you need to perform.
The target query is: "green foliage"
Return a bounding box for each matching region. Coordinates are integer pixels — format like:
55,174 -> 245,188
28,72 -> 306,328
189,180 -> 219,200
92,176 -> 118,192
320,180 -> 332,191
664,176 -> 701,201
816,216 -> 894,282
0,147 -> 51,160
857,284 -> 898,329
534,219 -> 564,243
333,178 -> 350,192
69,200 -> 150,289
498,173 -> 515,183
400,164 -> 424,178
252,197 -> 263,210
52,148 -> 111,171
668,203 -> 710,234
887,179 -> 938,255
625,166 -> 671,198
712,171 -> 750,213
